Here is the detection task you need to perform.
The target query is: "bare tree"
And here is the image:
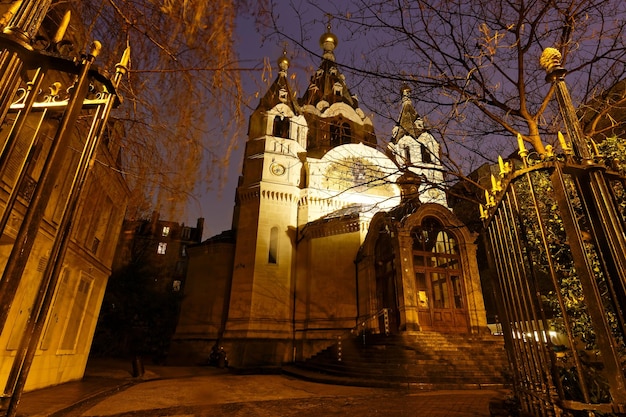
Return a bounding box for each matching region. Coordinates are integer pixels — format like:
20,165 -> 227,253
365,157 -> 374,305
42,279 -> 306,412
264,0 -> 626,187
43,0 -> 267,219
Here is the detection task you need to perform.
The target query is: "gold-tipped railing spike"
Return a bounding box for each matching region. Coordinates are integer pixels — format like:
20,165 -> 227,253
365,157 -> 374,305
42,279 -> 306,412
557,131 -> 572,155
484,189 -> 495,208
88,40 -> 102,58
479,204 -> 488,220
52,9 -> 70,45
116,46 -> 131,75
490,174 -> 502,193
498,155 -> 511,177
544,144 -> 554,158
517,133 -> 528,158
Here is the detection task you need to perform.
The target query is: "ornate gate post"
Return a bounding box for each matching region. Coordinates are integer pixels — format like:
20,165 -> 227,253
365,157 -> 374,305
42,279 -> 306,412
541,48 -> 626,405
0,2 -> 127,415
481,49 -> 626,416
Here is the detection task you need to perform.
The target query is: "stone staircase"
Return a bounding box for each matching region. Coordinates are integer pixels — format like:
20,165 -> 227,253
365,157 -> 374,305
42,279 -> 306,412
283,331 -> 512,389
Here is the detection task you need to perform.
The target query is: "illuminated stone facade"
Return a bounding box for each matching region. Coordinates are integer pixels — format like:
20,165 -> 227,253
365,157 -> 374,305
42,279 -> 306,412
173,30 -> 488,368
0,121 -> 129,391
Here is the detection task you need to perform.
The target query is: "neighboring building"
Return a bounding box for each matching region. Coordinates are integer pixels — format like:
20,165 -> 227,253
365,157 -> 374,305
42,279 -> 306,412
92,213 -> 204,360
0,4 -> 130,392
0,126 -> 129,392
0,66 -> 130,396
172,28 -> 488,368
110,213 -> 204,293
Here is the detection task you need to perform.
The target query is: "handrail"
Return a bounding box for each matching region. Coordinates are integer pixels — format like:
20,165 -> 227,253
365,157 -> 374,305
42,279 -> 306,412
349,307 -> 391,337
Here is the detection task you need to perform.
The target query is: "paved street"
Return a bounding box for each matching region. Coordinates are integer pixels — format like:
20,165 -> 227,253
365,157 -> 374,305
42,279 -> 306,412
18,359 -> 511,417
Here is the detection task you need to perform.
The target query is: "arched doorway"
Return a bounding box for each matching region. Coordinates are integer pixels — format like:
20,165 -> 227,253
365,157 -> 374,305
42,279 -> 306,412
374,231 -> 400,334
411,218 -> 468,332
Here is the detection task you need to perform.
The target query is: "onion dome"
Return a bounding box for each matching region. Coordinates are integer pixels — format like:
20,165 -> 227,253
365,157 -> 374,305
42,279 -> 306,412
319,26 -> 338,61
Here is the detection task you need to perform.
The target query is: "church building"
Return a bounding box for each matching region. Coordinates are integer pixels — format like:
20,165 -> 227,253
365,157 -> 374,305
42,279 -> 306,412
171,27 -> 488,368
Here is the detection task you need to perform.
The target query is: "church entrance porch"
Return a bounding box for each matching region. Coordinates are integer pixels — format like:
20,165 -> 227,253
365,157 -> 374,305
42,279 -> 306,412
359,204 -> 487,336
412,218 -> 469,332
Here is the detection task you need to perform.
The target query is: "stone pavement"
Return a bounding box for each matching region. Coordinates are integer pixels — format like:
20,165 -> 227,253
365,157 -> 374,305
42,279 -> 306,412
16,358 -> 513,416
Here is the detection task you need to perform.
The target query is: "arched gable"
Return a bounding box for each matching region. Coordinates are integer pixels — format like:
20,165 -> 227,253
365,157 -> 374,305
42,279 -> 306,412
360,211 -> 395,261
401,203 -> 475,244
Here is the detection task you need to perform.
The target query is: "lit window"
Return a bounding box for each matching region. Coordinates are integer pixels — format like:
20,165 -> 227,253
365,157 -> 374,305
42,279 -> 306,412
157,242 -> 167,254
181,245 -> 187,257
173,280 -> 181,292
162,226 -> 170,237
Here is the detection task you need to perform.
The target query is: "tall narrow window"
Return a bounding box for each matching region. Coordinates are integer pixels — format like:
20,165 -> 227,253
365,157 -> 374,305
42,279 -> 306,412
341,123 -> 351,144
41,269 -> 71,350
60,274 -> 93,351
268,227 -> 278,264
162,226 -> 170,237
404,146 -> 412,163
330,123 -> 341,147
157,242 -> 167,254
421,144 -> 432,163
330,122 -> 351,147
273,116 -> 290,139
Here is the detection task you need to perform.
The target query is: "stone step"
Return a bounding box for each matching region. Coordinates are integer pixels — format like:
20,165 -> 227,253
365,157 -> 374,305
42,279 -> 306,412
286,331 -> 511,389
296,361 -> 508,382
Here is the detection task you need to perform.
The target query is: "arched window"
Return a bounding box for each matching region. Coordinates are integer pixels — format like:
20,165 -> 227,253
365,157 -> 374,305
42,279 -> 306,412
273,116 -> 290,139
341,123 -> 351,144
330,124 -> 340,147
268,227 -> 279,264
411,218 -> 463,310
330,122 -> 351,147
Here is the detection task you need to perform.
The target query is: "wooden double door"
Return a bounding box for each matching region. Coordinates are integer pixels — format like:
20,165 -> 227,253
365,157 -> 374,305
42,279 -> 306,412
415,267 -> 468,332
412,219 -> 469,333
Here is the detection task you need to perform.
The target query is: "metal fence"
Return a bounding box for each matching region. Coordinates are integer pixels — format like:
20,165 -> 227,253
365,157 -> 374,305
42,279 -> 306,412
483,49 -> 626,416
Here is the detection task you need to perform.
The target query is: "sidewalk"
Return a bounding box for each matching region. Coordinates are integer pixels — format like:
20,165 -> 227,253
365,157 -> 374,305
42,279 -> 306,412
16,358 -> 512,417
18,358 -> 142,417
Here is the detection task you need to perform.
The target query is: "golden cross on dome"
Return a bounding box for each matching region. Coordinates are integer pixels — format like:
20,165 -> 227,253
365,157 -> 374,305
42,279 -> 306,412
325,13 -> 333,31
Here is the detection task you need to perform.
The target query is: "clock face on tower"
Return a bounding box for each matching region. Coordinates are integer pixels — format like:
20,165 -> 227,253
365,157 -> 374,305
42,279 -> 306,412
270,163 -> 286,176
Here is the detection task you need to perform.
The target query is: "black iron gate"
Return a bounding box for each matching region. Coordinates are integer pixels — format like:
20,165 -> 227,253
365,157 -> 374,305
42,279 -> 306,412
483,48 -> 626,416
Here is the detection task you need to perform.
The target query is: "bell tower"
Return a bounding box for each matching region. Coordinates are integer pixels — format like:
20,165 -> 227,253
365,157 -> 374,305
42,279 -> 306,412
388,86 -> 448,207
224,52 -> 308,367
